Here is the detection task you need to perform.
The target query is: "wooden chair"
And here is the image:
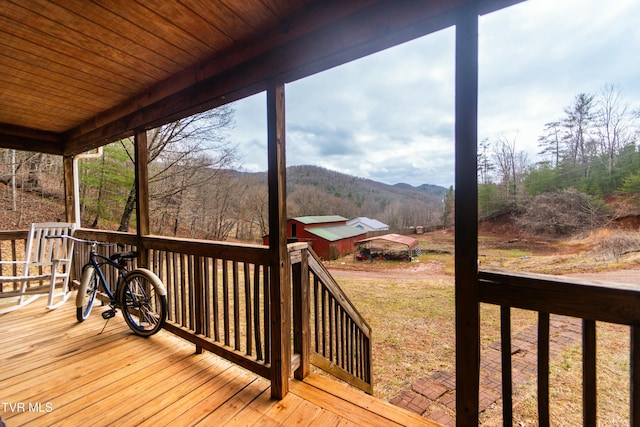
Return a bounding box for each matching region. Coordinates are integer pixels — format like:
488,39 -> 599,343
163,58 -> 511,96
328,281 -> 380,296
0,222 -> 76,314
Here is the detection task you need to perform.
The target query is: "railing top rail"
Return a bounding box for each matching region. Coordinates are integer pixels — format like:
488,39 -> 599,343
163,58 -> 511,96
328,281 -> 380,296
142,235 -> 269,264
74,228 -> 139,245
287,242 -> 309,253
479,268 -> 640,325
0,229 -> 29,240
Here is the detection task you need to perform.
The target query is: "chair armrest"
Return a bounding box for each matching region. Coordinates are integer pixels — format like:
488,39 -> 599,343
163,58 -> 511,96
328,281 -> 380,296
0,260 -> 28,267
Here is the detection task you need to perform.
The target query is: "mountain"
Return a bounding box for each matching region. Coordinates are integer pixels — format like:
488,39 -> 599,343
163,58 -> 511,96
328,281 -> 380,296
239,165 -> 446,202
236,165 -> 447,225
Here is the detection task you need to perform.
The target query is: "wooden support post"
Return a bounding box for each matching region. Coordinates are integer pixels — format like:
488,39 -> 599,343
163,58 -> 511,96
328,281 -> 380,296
538,312 -> 550,427
293,247 -> 310,380
632,325 -> 640,427
62,155 -> 76,224
454,4 -> 479,426
582,319 -> 597,427
134,130 -> 150,268
267,81 -> 291,399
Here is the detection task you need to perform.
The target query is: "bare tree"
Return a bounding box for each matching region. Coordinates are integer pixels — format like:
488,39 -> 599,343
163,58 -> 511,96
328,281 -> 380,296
492,136 -> 529,203
478,138 -> 494,184
595,83 -> 634,177
538,121 -> 563,168
117,105 -> 237,232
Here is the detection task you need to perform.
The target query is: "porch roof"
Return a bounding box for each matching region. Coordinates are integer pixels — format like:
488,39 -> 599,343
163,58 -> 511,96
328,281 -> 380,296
0,0 -> 523,157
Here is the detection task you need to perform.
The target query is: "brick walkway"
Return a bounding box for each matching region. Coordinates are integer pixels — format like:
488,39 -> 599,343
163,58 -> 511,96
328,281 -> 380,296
389,315 -> 582,426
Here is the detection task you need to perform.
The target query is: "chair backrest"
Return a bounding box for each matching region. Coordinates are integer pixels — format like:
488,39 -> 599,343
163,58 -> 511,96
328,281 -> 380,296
24,222 -> 76,270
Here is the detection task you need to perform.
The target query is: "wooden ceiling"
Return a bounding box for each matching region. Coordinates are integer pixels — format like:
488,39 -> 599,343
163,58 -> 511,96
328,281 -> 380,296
0,0 -> 523,157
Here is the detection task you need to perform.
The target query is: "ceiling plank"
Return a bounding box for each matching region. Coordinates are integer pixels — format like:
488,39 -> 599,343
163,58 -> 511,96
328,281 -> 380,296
65,0 -> 467,153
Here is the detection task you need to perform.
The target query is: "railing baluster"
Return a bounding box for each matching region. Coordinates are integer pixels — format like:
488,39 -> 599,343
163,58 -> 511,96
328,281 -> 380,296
222,260 -> 230,346
180,253 -> 188,327
172,251 -> 180,324
501,305 -> 513,427
203,257 -> 211,338
538,311 -> 550,427
188,254 -> 195,330
264,264 -> 271,365
244,262 -> 253,356
321,286 -> 327,357
313,275 -> 320,353
233,261 -> 241,351
254,264 -> 263,361
583,319 -> 597,427
194,255 -> 203,354
211,258 -> 219,342
329,297 -> 334,361
334,300 -> 340,365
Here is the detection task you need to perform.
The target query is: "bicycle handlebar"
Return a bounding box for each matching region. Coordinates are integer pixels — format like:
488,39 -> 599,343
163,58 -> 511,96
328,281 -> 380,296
46,235 -> 111,246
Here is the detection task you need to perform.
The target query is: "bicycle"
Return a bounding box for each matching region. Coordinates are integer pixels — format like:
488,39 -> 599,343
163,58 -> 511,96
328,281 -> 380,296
47,235 -> 167,336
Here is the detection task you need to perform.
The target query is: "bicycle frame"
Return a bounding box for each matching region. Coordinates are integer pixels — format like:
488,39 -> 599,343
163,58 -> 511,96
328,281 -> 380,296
84,249 -> 130,306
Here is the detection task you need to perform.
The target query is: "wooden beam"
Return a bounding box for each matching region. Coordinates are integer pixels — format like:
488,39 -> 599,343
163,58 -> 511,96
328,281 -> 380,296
454,3 -> 480,426
134,129 -> 150,267
0,123 -> 64,155
267,80 -> 290,399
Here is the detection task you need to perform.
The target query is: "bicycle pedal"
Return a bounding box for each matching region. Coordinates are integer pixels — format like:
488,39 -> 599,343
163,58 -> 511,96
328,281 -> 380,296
102,309 -> 116,320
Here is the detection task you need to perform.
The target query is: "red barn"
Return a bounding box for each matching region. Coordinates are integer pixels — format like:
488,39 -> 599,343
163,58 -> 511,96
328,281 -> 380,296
263,215 -> 366,260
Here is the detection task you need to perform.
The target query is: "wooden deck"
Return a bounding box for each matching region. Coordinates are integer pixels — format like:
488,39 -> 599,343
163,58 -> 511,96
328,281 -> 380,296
0,298 -> 439,426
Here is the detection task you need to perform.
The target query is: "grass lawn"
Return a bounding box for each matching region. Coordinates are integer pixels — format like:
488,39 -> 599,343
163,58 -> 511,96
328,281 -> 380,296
326,229 -> 639,425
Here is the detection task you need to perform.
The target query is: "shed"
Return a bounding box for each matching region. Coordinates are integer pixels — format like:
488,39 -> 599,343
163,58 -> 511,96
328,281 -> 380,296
355,233 -> 419,261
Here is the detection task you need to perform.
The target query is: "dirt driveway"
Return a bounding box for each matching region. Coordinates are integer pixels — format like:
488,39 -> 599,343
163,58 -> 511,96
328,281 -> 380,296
329,261 -> 640,285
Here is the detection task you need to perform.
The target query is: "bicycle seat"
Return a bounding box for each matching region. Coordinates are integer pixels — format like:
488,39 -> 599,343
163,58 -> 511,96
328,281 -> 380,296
110,251 -> 138,262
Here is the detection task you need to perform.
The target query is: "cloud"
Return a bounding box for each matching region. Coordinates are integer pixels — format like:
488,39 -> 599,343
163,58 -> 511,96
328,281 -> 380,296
229,0 -> 640,187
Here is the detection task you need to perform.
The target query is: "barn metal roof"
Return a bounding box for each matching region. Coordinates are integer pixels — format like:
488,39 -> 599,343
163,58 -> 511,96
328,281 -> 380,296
293,215 -> 348,225
305,225 -> 366,242
347,217 -> 390,230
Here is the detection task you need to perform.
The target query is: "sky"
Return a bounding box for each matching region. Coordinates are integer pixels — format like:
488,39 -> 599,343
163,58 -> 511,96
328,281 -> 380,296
227,0 -> 640,188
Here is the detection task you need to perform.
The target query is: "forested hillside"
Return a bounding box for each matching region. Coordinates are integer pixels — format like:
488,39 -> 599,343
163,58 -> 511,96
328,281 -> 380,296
2,83 -> 639,241
240,165 -> 447,229
0,148 -> 447,242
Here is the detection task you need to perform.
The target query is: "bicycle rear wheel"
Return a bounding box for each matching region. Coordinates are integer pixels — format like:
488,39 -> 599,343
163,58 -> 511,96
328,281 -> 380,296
76,266 -> 98,322
119,270 -> 167,336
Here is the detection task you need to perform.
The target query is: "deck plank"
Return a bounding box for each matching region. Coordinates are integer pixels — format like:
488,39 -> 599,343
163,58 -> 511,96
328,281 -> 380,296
0,298 -> 440,426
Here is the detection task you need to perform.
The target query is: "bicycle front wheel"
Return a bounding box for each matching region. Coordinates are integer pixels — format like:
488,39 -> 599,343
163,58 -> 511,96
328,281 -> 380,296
76,266 -> 98,322
119,270 -> 167,336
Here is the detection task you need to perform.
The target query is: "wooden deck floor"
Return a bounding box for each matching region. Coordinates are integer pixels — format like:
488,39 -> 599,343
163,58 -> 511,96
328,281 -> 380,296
0,298 -> 439,426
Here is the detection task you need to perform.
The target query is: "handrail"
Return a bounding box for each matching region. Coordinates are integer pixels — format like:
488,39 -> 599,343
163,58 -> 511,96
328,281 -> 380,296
479,268 -> 640,425
289,242 -> 373,394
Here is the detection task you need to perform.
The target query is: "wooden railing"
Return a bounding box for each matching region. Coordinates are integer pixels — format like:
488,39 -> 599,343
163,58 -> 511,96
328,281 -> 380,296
289,242 -> 373,394
10,227 -> 640,419
75,229 -> 273,379
479,269 -> 640,426
1,229 -> 371,395
143,235 -> 272,379
0,230 -> 28,292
